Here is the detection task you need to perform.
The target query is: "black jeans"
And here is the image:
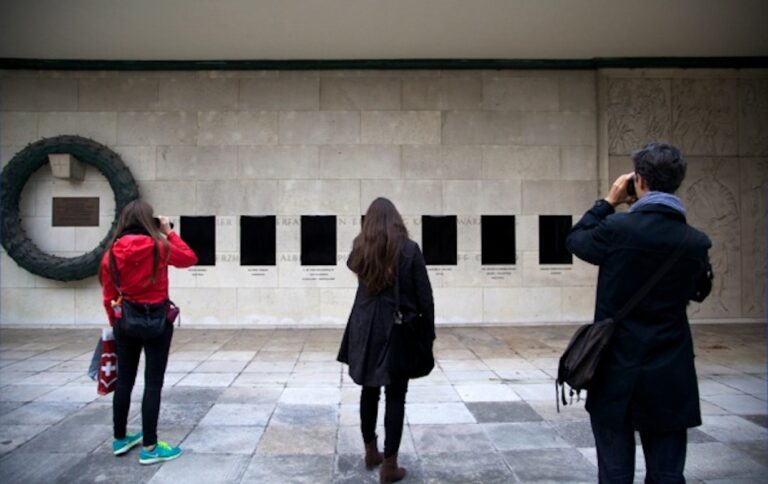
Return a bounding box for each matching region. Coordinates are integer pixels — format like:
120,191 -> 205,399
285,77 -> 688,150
113,322 -> 173,447
591,418 -> 688,484
360,378 -> 409,458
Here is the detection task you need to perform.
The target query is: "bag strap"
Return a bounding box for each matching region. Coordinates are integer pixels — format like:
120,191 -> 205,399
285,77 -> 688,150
108,248 -> 124,298
393,259 -> 401,315
614,226 -> 692,322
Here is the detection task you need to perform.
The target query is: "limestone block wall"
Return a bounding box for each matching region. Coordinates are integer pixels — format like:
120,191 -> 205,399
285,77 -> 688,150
0,68 -> 764,326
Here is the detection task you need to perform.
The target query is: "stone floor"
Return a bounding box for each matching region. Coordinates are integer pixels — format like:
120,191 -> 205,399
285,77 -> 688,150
0,324 -> 765,483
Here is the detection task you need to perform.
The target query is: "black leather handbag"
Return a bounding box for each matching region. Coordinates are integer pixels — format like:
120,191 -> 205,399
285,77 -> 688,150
388,270 -> 434,379
109,249 -> 169,339
556,227 -> 692,410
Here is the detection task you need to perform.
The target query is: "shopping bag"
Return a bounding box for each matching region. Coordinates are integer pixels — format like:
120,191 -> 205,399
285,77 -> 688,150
97,328 -> 118,395
87,336 -> 101,381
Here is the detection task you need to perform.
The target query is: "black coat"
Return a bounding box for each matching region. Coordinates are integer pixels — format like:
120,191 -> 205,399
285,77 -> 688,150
566,200 -> 712,432
337,239 -> 435,387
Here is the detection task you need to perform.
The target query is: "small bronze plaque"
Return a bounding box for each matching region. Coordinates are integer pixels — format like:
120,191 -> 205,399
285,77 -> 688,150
52,197 -> 100,227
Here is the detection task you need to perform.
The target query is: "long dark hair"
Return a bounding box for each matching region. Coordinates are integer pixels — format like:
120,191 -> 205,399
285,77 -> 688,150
108,199 -> 170,284
349,197 -> 408,294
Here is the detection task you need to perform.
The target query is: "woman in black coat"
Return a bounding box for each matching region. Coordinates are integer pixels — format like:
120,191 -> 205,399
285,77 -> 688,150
337,197 -> 435,483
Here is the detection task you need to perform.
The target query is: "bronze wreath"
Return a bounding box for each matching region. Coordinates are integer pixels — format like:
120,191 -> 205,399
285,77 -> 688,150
0,136 -> 139,281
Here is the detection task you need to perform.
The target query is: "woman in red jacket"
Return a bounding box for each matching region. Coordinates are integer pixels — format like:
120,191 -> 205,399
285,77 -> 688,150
100,200 -> 197,464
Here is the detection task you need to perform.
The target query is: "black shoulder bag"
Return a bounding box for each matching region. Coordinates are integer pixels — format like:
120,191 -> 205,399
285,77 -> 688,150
109,249 -> 172,339
556,226 -> 692,411
388,268 -> 435,379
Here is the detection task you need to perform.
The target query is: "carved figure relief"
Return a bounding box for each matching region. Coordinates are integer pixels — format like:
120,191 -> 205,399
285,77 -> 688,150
682,159 -> 741,317
739,79 -> 768,156
741,158 -> 767,317
607,79 -> 671,155
671,79 -> 738,156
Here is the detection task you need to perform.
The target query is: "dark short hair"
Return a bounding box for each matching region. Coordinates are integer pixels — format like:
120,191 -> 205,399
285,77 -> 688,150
631,142 -> 686,193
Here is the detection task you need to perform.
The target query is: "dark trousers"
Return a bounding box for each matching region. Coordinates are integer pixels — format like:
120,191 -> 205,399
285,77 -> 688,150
113,322 -> 173,447
591,418 -> 688,484
360,378 -> 409,458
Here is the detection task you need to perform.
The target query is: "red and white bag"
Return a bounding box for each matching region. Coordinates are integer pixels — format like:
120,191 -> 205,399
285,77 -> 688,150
97,328 -> 117,395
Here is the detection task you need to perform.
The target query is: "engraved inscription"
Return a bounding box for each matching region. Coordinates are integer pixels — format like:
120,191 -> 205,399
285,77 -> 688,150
52,197 -> 99,227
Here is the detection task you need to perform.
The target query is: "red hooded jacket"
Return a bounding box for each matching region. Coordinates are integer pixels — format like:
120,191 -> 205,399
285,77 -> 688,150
100,231 -> 197,326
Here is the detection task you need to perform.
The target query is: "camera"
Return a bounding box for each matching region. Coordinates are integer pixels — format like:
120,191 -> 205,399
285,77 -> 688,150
626,175 -> 636,197
154,217 -> 174,230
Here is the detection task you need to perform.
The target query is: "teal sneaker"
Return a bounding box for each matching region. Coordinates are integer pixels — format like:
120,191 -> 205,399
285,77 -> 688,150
139,441 -> 182,465
113,432 -> 143,455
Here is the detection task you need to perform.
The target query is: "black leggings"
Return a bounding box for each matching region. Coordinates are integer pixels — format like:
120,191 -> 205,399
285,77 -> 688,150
113,322 -> 173,447
360,378 -> 409,458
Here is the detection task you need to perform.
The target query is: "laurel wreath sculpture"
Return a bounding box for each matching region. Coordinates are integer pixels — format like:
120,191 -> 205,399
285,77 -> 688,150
0,136 -> 139,281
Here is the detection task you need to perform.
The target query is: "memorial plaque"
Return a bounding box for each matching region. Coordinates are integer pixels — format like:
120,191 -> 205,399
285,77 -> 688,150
422,215 -> 458,265
241,215 -> 276,266
180,216 -> 216,266
301,215 -> 337,266
481,215 -> 516,265
539,215 -> 573,264
52,197 -> 99,226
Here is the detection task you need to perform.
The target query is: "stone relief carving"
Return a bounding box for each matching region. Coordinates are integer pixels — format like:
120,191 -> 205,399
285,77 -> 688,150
739,79 -> 768,156
607,79 -> 671,155
741,158 -> 767,317
682,158 -> 741,318
672,79 -> 738,156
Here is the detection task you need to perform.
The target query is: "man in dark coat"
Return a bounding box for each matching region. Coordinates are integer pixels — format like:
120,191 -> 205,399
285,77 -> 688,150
566,142 -> 713,484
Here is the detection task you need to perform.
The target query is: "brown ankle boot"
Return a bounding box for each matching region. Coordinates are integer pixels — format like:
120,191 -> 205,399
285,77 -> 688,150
364,437 -> 383,470
379,454 -> 406,483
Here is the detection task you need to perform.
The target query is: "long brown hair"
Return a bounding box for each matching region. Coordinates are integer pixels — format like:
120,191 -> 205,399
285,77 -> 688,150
349,197 -> 408,294
108,199 -> 170,284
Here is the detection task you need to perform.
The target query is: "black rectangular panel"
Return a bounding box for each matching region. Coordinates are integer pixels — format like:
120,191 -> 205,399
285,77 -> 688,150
481,215 -> 516,265
422,215 -> 457,265
539,215 -> 573,264
240,216 -> 276,266
301,215 -> 337,266
180,216 -> 215,266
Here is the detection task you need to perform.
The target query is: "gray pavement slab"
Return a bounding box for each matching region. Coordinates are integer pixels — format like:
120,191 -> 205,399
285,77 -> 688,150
686,442 -> 768,480
0,451 -> 84,484
199,403 -> 275,426
270,403 -> 338,427
419,451 -> 514,483
411,423 -> 495,454
181,425 -> 263,454
148,453 -> 249,484
503,447 -> 596,483
482,421 -> 571,451
244,454 -> 334,483
55,450 -> 162,484
465,401 -> 543,423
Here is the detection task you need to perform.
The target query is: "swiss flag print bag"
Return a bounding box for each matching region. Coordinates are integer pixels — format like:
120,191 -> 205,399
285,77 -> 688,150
97,328 -> 118,395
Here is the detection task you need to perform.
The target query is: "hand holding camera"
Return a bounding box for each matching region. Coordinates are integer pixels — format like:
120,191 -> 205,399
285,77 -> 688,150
154,216 -> 174,235
605,172 -> 638,207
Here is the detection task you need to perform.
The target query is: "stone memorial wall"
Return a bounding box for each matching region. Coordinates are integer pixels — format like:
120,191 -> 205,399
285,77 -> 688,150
0,68 -> 765,326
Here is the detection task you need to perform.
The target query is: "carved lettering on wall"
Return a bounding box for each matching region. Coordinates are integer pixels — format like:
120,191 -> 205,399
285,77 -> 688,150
607,79 -> 671,155
739,79 -> 768,156
682,158 -> 741,317
672,79 -> 738,156
741,158 -> 767,317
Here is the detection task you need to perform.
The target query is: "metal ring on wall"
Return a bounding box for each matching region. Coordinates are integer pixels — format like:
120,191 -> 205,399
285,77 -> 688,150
0,136 -> 139,281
